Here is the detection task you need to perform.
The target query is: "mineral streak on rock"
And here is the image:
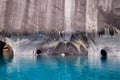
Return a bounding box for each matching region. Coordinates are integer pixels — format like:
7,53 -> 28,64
0,0 -> 120,56
0,0 -> 120,34
35,32 -> 89,56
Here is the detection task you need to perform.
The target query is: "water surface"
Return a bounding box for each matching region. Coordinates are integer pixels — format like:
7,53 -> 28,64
0,56 -> 120,80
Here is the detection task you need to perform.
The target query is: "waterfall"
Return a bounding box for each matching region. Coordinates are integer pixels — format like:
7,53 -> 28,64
64,0 -> 74,41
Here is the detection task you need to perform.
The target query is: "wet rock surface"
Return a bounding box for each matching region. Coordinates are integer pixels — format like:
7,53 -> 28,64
34,32 -> 90,56
1,32 -> 120,56
95,34 -> 120,56
0,41 -> 14,60
52,42 -> 79,55
0,41 -> 6,56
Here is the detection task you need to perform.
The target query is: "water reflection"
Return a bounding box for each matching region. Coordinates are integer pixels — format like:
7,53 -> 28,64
101,56 -> 107,61
36,56 -> 89,80
0,56 -> 120,80
0,56 -> 14,80
0,56 -> 13,64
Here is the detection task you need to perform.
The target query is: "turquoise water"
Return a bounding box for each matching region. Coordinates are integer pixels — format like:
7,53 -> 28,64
0,56 -> 120,80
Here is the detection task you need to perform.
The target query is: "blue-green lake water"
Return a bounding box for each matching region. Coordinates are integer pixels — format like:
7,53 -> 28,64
0,56 -> 120,80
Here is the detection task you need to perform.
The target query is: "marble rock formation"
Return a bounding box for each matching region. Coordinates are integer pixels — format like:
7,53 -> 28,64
0,41 -> 14,60
1,0 -> 119,34
0,0 -> 120,56
35,32 -> 89,56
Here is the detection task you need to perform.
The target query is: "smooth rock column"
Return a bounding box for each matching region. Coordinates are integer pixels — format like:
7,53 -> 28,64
64,0 -> 75,41
86,0 -> 98,42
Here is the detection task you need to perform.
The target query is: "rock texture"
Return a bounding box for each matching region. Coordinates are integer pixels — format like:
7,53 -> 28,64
0,0 -> 120,34
0,0 -> 64,34
0,40 -> 13,60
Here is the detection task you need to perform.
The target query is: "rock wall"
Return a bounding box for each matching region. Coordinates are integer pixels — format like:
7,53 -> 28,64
0,0 -> 64,34
72,0 -> 86,32
0,0 -> 120,34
